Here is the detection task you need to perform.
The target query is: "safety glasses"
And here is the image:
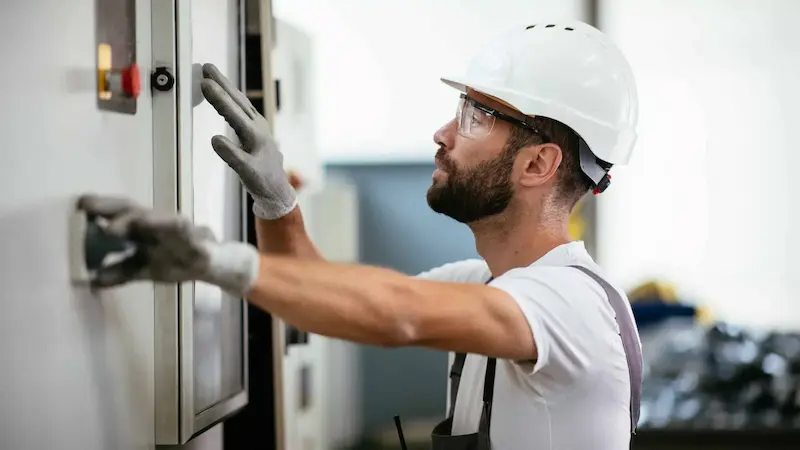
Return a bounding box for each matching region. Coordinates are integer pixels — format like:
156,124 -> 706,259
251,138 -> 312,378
455,93 -> 549,142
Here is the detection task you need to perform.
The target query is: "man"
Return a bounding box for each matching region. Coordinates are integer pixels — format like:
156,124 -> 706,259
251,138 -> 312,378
80,21 -> 641,449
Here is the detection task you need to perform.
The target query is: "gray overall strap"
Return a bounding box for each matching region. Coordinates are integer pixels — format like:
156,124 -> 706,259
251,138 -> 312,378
447,276 -> 495,419
570,265 -> 642,434
448,352 -> 467,417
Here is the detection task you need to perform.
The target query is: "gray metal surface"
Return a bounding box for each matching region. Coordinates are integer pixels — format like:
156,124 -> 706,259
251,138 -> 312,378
151,0 -> 183,443
0,0 -> 156,448
151,0 -> 248,444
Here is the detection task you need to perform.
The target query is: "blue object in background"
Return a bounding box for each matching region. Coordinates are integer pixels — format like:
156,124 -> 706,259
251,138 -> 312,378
327,162 -> 481,434
631,301 -> 698,331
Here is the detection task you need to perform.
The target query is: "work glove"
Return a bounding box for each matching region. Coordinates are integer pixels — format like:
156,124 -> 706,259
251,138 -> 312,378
200,63 -> 297,220
76,194 -> 261,298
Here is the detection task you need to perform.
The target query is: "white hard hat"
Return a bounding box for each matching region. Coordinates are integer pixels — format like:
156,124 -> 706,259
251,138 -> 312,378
441,21 -> 638,192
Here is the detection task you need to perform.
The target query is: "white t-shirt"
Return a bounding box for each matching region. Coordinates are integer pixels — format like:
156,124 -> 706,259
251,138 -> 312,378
416,241 -> 636,450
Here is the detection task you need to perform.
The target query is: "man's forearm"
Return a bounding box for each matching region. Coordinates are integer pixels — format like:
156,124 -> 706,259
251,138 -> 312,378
240,254 -> 536,359
255,207 -> 323,260
245,255 -> 415,347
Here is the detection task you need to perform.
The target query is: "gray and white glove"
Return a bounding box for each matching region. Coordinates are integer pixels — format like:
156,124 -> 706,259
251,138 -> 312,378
200,63 -> 297,220
77,194 -> 261,298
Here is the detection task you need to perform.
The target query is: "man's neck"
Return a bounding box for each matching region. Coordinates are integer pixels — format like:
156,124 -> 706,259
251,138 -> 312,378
469,206 -> 572,277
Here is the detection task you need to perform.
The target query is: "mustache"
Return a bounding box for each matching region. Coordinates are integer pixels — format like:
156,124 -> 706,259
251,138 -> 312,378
435,147 -> 455,172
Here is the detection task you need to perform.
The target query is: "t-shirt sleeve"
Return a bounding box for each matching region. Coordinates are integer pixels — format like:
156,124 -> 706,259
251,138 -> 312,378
415,259 -> 490,414
489,266 -> 607,378
414,259 -> 491,283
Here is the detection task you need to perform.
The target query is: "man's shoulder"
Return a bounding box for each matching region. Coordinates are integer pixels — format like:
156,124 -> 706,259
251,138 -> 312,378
414,259 -> 490,283
491,262 -> 621,310
494,262 -> 601,286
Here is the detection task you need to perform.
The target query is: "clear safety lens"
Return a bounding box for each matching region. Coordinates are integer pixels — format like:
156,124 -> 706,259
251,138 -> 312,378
456,96 -> 496,139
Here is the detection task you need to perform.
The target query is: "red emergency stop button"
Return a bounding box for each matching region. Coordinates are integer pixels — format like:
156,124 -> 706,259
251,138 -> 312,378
120,64 -> 141,98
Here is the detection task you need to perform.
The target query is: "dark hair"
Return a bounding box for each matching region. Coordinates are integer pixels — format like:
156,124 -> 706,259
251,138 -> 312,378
504,117 -> 593,208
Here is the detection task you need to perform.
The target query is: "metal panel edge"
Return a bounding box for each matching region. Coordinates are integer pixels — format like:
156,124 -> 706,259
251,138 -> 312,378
194,390 -> 249,433
259,1 -> 285,449
150,0 -> 181,445
174,0 -> 197,443
237,0 -> 251,420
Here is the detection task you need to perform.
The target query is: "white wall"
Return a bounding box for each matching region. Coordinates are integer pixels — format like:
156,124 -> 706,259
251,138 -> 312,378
598,0 -> 800,329
272,19 -> 325,193
272,0 -> 587,163
0,0 -> 238,449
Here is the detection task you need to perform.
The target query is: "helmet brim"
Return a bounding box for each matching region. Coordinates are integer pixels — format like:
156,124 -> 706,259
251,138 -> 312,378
440,75 -> 636,166
440,76 -> 523,112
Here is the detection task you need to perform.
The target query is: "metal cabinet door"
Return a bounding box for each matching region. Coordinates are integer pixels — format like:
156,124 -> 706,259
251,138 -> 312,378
151,0 -> 249,444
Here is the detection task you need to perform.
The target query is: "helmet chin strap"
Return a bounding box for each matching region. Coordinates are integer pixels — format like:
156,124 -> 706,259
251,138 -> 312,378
577,138 -> 613,194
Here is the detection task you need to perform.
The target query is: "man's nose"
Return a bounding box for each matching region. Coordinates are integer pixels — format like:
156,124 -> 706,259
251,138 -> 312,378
433,119 -> 458,149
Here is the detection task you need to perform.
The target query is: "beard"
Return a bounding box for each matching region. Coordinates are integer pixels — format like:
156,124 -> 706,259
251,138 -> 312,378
426,146 -> 515,224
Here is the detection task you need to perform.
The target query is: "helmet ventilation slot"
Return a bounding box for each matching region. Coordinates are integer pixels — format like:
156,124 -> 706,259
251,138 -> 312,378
525,24 -> 575,31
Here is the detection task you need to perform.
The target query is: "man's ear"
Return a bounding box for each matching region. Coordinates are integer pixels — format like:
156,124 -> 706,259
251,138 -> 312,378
517,143 -> 563,187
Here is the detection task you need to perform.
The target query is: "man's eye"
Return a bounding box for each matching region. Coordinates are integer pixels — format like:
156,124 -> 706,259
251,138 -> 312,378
472,111 -> 488,125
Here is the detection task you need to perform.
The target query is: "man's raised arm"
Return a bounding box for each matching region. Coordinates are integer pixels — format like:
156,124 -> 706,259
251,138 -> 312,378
198,63 -> 324,261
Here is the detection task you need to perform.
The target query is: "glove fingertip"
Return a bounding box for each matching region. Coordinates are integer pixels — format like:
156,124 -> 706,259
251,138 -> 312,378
211,135 -> 249,165
202,63 -> 219,79
210,134 -> 237,151
200,78 -> 217,98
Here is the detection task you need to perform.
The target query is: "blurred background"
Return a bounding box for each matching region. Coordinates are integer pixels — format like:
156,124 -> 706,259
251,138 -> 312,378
1,0 -> 799,449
